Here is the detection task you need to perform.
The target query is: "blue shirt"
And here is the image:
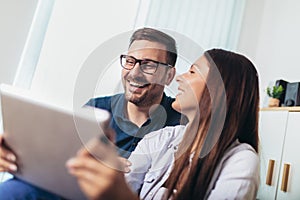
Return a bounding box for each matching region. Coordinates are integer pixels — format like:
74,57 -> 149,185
85,93 -> 184,158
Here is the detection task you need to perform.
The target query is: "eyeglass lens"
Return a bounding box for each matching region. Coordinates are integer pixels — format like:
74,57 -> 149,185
121,55 -> 158,75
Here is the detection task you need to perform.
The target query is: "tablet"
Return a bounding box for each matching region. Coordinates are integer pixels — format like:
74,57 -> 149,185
0,84 -> 111,200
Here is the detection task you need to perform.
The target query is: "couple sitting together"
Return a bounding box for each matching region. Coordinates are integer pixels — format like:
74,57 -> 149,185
0,27 -> 259,200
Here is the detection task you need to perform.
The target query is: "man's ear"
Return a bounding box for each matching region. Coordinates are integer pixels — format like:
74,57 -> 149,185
165,67 -> 176,85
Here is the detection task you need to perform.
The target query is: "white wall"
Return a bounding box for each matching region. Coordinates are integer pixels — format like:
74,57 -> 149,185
0,1 -> 38,128
31,0 -> 140,109
237,0 -> 265,59
0,0 -> 38,84
238,0 -> 300,106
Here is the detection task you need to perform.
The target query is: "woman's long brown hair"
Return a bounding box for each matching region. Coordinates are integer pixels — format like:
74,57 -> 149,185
165,49 -> 260,199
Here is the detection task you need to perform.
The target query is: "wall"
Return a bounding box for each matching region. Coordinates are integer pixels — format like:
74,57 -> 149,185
0,1 -> 39,128
238,0 -> 300,106
237,0 -> 265,59
0,0 -> 38,85
30,0 -> 140,109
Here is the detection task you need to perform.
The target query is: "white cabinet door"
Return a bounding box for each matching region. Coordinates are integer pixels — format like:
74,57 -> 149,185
276,112 -> 300,199
257,111 -> 289,200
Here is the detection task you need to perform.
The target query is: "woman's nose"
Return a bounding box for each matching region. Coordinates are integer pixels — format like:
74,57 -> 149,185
176,74 -> 184,82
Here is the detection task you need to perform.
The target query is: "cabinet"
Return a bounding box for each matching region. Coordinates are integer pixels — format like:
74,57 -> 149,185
257,110 -> 300,199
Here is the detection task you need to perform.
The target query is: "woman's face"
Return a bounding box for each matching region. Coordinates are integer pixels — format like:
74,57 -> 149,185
172,55 -> 209,116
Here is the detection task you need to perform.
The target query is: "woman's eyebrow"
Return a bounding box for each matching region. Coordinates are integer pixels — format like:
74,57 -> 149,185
191,64 -> 202,74
190,64 -> 197,70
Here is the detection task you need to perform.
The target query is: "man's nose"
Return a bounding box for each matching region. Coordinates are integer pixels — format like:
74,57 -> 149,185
128,62 -> 143,76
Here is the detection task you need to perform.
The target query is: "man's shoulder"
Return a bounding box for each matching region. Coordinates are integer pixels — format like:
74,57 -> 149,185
85,93 -> 124,111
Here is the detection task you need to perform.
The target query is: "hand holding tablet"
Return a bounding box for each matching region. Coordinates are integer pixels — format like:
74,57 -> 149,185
0,84 -> 115,200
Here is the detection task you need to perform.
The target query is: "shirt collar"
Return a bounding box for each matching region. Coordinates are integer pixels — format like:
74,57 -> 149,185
111,93 -> 169,122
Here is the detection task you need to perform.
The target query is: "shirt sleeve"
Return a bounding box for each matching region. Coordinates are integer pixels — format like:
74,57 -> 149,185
207,148 -> 260,200
84,98 -> 95,107
84,97 -> 110,109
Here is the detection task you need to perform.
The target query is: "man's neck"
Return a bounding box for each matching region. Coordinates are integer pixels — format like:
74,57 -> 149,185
126,95 -> 163,127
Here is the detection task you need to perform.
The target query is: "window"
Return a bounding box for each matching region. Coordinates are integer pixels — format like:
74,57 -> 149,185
137,0 -> 246,50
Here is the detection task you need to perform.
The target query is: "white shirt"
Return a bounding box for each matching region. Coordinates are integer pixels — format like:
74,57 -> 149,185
125,125 -> 259,200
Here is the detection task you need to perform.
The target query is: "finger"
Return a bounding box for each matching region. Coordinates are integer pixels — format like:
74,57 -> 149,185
66,156 -> 104,174
66,155 -> 119,184
70,171 -> 108,200
0,134 -> 17,162
0,152 -> 17,171
123,166 -> 131,173
117,157 -> 132,173
0,136 -> 17,172
66,157 -> 89,169
0,149 -> 16,162
68,162 -> 121,189
0,158 -> 17,172
118,157 -> 132,166
68,166 -> 99,183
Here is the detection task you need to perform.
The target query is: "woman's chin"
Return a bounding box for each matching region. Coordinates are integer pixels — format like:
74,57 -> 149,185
171,100 -> 181,113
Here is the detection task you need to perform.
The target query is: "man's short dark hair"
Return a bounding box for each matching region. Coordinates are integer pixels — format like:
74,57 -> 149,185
129,27 -> 177,67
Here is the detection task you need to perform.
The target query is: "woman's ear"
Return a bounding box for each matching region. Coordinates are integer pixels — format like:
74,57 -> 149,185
165,67 -> 176,85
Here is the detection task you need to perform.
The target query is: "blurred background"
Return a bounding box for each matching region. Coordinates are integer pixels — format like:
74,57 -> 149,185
1,0 -> 300,109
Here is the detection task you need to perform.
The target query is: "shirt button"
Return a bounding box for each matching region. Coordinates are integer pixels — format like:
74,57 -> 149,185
173,145 -> 178,151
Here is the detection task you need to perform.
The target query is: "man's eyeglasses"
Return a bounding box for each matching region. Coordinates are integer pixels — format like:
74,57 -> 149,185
120,55 -> 173,75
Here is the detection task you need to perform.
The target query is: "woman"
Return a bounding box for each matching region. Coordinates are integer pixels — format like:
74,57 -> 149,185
66,48 -> 260,200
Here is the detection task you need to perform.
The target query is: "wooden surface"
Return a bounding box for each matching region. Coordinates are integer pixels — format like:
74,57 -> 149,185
260,106 -> 300,112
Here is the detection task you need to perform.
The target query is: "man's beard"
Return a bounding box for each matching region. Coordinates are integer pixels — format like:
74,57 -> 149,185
125,90 -> 152,107
125,84 -> 164,107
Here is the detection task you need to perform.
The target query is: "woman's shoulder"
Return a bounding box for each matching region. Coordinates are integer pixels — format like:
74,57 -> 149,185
224,141 -> 259,167
206,141 -> 259,199
218,141 -> 259,182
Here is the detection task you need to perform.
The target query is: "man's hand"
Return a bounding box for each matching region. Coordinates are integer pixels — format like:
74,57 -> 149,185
0,134 -> 17,172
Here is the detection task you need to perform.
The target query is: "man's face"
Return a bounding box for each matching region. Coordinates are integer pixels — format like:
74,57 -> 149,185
122,40 -> 174,107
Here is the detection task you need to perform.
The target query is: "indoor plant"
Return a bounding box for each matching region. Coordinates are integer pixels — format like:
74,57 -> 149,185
266,85 -> 284,107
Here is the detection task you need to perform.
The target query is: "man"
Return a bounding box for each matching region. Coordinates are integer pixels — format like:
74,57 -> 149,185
0,27 -> 183,199
86,27 -> 182,158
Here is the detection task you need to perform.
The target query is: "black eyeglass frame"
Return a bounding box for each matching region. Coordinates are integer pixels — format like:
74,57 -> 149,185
120,54 -> 173,75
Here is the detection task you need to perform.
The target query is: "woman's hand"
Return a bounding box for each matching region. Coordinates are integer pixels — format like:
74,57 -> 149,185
0,134 -> 18,173
66,137 -> 137,200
